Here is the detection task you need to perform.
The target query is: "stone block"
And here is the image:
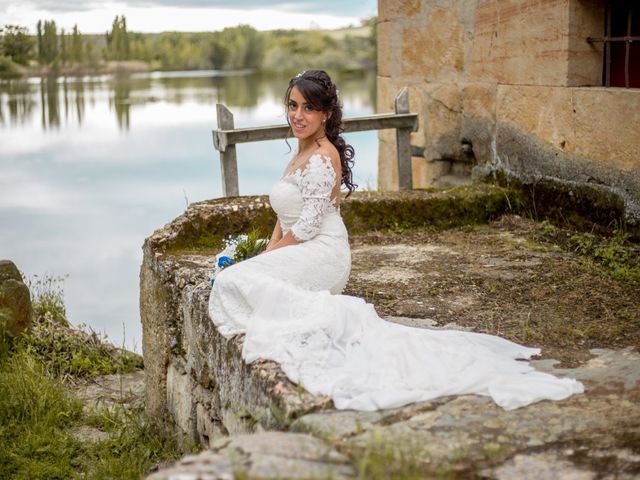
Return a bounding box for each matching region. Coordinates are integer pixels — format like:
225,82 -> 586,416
571,88 -> 640,171
567,0 -> 604,87
378,0 -> 422,23
470,0 -> 571,86
496,84 -> 640,171
167,361 -> 196,440
462,82 -> 495,120
420,82 -> 463,162
0,260 -> 32,337
147,432 -> 355,479
376,75 -> 397,144
493,83 -> 640,223
411,156 -> 430,188
401,6 -> 464,80
377,20 -> 394,78
378,136 -> 398,190
140,241 -> 180,419
195,402 -> 224,449
496,84 -> 573,151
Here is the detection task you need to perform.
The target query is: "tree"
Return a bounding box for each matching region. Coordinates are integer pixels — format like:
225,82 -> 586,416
218,25 -> 263,70
107,15 -> 129,61
36,20 -> 43,63
40,20 -> 58,64
59,28 -> 67,64
70,24 -> 83,63
0,25 -> 35,65
209,36 -> 229,70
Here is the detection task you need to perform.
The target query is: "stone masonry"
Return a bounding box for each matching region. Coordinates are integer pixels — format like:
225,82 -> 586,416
142,189 -> 640,478
140,186 -> 514,444
377,0 -> 640,225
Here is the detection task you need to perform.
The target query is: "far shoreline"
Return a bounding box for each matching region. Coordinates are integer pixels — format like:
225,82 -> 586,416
4,61 -> 370,80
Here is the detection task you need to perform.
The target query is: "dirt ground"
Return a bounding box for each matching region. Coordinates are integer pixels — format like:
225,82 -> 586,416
346,214 -> 640,368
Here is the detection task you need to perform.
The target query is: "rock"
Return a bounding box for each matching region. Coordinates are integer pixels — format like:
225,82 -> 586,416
146,432 -> 355,480
147,451 -> 234,480
0,260 -> 22,283
485,451 -> 596,480
0,260 -> 32,337
75,370 -> 145,414
68,425 -> 110,443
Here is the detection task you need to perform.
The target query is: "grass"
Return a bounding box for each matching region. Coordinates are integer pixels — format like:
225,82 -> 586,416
0,275 -> 188,479
569,227 -> 640,283
20,275 -> 143,381
345,432 -> 492,479
350,434 -> 426,480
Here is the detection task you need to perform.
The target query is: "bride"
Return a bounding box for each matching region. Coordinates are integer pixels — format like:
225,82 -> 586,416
208,70 -> 584,411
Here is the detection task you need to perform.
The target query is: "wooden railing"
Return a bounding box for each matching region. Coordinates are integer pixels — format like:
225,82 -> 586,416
212,87 -> 419,197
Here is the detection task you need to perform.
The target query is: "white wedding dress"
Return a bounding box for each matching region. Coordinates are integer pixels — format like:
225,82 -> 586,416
208,153 -> 584,411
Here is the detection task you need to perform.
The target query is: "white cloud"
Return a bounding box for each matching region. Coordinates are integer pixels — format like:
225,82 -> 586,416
1,1 -> 367,34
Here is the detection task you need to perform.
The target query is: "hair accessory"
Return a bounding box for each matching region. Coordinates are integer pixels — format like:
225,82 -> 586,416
295,70 -> 307,78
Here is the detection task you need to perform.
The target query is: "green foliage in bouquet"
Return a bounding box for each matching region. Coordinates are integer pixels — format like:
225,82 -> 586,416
233,230 -> 268,262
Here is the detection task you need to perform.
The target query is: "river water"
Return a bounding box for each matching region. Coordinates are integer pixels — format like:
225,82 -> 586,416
0,70 -> 378,352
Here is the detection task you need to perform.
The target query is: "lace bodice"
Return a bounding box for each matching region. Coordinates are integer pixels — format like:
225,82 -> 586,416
270,153 -> 340,241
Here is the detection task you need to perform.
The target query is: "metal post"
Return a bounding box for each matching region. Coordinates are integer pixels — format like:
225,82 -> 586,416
395,87 -> 413,191
215,104 -> 239,197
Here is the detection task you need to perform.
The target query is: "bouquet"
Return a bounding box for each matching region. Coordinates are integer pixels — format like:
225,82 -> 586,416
209,231 -> 268,286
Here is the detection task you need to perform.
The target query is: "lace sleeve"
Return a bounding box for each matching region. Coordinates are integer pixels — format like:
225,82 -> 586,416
290,154 -> 337,242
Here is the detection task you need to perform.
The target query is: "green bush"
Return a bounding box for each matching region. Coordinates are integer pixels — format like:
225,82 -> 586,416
0,55 -> 22,79
17,275 -> 143,380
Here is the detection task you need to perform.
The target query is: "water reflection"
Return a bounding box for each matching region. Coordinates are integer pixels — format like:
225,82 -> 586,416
0,70 -> 378,352
113,76 -> 132,130
0,70 -> 377,132
0,81 -> 35,127
43,77 -> 61,129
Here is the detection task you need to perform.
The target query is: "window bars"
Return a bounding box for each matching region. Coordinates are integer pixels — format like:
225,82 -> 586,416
588,0 -> 639,88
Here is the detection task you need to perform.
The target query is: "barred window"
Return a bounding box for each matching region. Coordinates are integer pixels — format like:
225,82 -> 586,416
588,0 -> 639,88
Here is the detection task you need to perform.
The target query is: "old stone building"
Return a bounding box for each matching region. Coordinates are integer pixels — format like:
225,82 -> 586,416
377,0 -> 640,224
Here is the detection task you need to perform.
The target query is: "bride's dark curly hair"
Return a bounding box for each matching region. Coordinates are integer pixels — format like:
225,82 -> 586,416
285,70 -> 357,196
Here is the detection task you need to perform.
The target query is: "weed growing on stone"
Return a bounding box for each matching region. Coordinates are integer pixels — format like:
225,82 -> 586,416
269,400 -> 294,430
349,433 -> 427,479
28,273 -> 68,325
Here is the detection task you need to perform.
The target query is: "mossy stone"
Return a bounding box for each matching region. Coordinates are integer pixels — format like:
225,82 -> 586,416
0,259 -> 22,283
0,260 -> 32,337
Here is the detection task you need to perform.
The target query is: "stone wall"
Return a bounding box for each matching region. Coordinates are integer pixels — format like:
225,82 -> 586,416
140,186 -> 516,444
140,197 -> 329,447
377,0 -> 640,224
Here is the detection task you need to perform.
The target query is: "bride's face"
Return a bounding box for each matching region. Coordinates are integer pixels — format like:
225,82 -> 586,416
288,86 -> 327,142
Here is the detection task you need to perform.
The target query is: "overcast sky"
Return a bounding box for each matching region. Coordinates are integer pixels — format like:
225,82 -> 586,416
1,0 -> 377,34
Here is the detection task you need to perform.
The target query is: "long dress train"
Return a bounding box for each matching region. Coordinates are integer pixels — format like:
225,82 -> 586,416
208,153 -> 584,411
